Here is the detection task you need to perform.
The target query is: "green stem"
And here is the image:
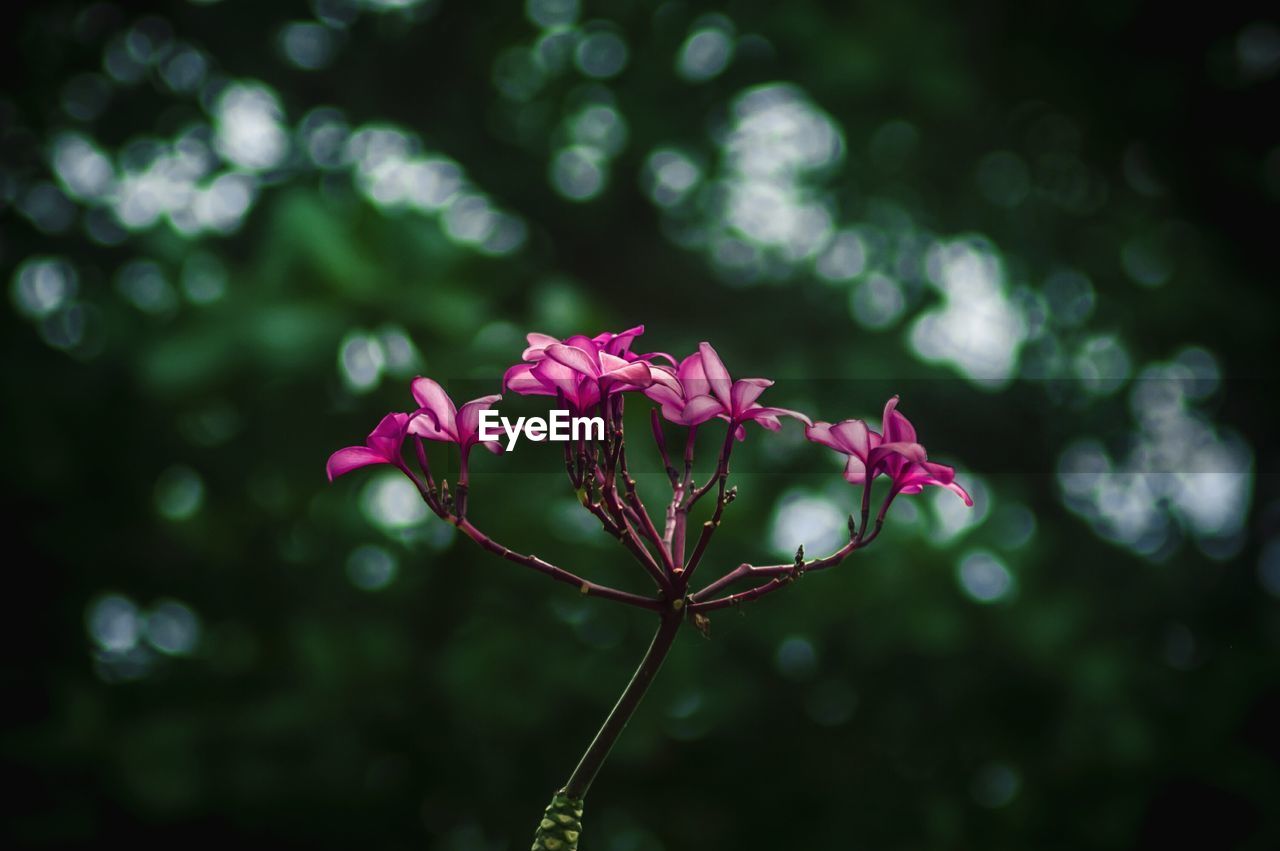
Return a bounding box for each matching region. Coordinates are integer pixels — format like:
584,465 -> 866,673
532,612 -> 682,850
564,611 -> 682,799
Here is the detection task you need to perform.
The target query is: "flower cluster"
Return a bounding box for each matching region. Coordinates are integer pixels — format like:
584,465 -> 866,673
326,324 -> 970,848
327,324 -> 970,611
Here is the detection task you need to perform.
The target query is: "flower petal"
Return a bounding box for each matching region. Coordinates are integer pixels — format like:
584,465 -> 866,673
457,395 -> 501,443
532,358 -> 585,403
637,350 -> 677,366
645,385 -> 684,407
943,480 -> 974,505
546,343 -> 602,378
753,414 -> 782,431
644,366 -> 683,406
659,402 -> 688,425
921,460 -> 957,484
564,334 -> 599,351
407,413 -> 450,442
744,405 -> 813,427
410,378 -> 457,436
522,332 -> 560,360
868,441 -> 928,470
326,446 -> 390,481
881,395 -> 917,444
842,455 -> 869,484
601,324 -> 644,356
805,421 -> 840,451
503,363 -> 554,396
828,419 -> 872,457
366,412 -> 409,457
681,394 -> 727,425
697,342 -> 733,405
600,355 -> 655,389
730,378 -> 772,415
677,350 -> 709,395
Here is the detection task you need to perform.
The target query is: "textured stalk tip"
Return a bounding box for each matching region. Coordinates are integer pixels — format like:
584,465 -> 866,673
531,791 -> 584,851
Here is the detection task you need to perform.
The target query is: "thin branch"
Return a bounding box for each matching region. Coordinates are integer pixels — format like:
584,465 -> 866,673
399,459 -> 440,515
857,488 -> 896,548
594,459 -> 673,593
668,427 -> 698,570
682,475 -> 734,582
616,443 -> 675,573
410,439 -> 441,514
662,426 -> 694,555
856,477 -> 873,543
563,441 -> 582,490
399,459 -> 661,610
676,423 -> 738,582
454,518 -> 664,611
687,423 -> 735,510
650,409 -> 676,485
623,484 -> 674,572
689,537 -> 861,612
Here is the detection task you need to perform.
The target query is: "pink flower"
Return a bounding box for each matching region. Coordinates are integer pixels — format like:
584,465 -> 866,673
880,454 -> 971,503
646,342 -> 811,439
523,326 -> 650,361
804,418 -> 883,484
407,377 -> 503,457
806,396 -> 972,504
326,412 -> 411,481
502,326 -> 667,412
871,396 -> 971,504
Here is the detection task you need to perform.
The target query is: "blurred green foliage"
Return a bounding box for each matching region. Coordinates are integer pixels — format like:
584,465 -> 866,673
2,1 -> 1279,849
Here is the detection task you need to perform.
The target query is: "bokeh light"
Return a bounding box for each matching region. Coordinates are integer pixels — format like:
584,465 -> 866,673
957,550 -> 1016,604
154,465 -> 205,521
346,544 -> 400,591
677,19 -> 735,82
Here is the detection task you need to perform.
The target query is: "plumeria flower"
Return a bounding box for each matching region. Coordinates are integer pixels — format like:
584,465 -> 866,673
407,377 -> 503,470
647,342 -> 811,439
807,396 -> 972,504
326,411 -> 411,481
870,396 -> 972,504
804,418 -> 883,484
520,325 -> 652,362
503,326 -> 667,411
879,453 -> 972,504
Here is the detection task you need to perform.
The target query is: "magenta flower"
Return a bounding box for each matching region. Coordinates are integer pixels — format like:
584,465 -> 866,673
407,376 -> 503,458
521,325 -> 650,361
804,418 -> 883,484
647,342 -> 811,439
503,326 -> 666,411
880,454 -> 971,503
806,396 -> 972,504
871,396 -> 972,504
326,411 -> 411,481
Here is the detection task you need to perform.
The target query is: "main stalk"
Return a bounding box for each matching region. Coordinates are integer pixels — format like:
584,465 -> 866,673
532,610 -> 683,850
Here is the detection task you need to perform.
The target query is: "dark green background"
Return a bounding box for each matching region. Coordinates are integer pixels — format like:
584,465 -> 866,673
3,1 -> 1278,848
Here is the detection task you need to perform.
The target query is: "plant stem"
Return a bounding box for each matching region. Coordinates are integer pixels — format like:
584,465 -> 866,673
562,611 -> 682,799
